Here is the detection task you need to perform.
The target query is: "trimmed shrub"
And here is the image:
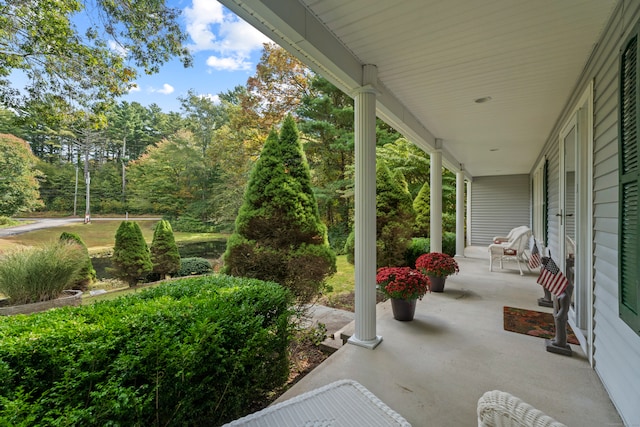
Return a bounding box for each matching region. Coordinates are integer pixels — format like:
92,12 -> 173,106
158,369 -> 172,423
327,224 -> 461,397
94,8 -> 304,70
150,220 -> 181,279
177,257 -> 213,277
404,237 -> 430,268
111,221 -> 152,286
59,231 -> 96,290
0,242 -> 85,304
223,116 -> 336,304
443,232 -> 456,257
0,275 -> 293,426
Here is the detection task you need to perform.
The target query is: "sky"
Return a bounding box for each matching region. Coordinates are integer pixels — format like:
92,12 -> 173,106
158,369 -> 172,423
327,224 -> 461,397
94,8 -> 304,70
120,0 -> 272,113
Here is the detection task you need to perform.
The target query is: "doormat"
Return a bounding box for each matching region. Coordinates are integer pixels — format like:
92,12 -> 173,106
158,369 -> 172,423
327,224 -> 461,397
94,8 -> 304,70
503,306 -> 579,345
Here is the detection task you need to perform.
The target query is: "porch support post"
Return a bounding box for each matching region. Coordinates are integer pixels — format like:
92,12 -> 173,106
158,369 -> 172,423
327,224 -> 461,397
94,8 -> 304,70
430,145 -> 443,253
348,64 -> 382,350
455,167 -> 465,257
466,180 -> 472,246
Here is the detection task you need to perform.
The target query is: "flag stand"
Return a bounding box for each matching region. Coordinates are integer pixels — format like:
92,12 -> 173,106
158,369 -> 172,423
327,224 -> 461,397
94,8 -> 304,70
537,288 -> 553,308
545,258 -> 574,357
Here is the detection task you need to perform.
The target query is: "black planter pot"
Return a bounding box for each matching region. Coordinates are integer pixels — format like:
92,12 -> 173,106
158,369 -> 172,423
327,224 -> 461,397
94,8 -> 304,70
390,298 -> 417,321
427,275 -> 446,292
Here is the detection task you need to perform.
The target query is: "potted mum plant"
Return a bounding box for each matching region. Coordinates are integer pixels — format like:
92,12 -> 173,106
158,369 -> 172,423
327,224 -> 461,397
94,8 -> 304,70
415,252 -> 459,292
376,266 -> 430,321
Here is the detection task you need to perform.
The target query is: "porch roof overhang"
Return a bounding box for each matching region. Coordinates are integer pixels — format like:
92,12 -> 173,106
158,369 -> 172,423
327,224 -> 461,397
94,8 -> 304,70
218,0 -> 617,180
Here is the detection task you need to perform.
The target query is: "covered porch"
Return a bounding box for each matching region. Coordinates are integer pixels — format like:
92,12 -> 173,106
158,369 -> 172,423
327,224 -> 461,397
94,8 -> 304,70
276,247 -> 622,426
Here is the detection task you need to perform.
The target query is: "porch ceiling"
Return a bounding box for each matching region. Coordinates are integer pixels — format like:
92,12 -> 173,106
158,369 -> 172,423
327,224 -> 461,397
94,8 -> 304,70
220,0 -> 617,178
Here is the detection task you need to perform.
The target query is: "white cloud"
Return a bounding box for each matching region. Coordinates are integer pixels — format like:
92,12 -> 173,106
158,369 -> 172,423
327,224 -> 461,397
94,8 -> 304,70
200,94 -> 221,104
128,83 -> 141,92
183,0 -> 224,52
206,55 -> 251,71
183,0 -> 270,71
108,40 -> 128,57
149,84 -> 175,95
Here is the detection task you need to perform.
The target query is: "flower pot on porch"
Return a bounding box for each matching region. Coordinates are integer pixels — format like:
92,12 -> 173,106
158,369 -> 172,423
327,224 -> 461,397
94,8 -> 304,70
427,275 -> 446,293
390,298 -> 417,321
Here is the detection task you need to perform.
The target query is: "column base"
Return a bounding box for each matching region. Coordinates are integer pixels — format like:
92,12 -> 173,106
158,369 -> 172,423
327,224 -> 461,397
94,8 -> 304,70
545,339 -> 572,356
348,335 -> 383,350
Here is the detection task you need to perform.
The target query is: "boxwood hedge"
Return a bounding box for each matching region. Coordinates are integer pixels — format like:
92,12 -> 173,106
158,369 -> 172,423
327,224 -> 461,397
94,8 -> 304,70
0,275 -> 293,426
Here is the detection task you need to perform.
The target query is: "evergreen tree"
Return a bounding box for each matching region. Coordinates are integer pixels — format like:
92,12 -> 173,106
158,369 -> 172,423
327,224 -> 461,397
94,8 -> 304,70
344,163 -> 416,268
59,232 -> 96,290
223,115 -> 336,304
413,181 -> 431,237
150,220 -> 181,279
111,221 -> 152,286
375,162 -> 415,267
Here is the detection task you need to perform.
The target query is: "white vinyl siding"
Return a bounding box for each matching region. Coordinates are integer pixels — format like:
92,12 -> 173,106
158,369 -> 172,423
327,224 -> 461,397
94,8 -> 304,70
469,175 -> 530,246
539,2 -> 640,424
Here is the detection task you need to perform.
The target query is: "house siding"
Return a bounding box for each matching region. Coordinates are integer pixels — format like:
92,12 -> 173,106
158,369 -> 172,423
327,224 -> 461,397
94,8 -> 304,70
469,175 -> 530,246
537,2 -> 640,424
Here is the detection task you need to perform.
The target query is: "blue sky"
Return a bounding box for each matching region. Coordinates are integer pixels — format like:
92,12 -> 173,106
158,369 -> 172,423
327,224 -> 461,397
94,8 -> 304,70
121,0 -> 271,112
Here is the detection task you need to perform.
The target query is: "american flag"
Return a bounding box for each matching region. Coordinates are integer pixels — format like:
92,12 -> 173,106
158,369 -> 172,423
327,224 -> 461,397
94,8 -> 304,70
528,240 -> 542,270
537,256 -> 569,296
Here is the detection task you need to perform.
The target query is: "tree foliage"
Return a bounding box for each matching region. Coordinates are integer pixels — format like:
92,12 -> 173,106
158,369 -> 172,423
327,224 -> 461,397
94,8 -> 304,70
111,221 -> 152,286
150,220 -> 181,279
375,162 -> 415,267
0,133 -> 43,216
127,130 -> 216,218
223,116 -> 336,304
413,181 -> 431,237
0,0 -> 191,108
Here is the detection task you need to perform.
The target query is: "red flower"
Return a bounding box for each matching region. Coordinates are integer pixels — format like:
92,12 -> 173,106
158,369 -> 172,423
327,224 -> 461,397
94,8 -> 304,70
376,266 -> 430,300
415,252 -> 459,277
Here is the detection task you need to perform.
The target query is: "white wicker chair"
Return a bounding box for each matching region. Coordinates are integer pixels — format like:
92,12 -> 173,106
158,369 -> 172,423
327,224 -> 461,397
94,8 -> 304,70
477,390 -> 567,427
488,227 -> 532,275
492,225 -> 530,244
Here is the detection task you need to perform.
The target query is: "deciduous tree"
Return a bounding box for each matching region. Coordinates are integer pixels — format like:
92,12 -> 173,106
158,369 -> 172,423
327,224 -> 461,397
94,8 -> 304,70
0,0 -> 191,108
0,134 -> 43,216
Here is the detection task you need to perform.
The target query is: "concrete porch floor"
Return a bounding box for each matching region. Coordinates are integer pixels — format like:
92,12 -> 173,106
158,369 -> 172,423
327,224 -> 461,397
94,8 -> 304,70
276,246 -> 623,426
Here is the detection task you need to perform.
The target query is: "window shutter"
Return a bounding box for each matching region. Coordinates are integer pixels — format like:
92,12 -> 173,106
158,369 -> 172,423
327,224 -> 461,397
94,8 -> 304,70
619,29 -> 640,334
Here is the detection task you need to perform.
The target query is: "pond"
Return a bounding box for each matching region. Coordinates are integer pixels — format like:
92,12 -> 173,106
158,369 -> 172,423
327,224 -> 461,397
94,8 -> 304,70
92,239 -> 227,279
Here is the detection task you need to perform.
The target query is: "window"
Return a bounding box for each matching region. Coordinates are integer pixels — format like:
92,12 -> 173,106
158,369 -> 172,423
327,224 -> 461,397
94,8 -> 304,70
618,23 -> 640,335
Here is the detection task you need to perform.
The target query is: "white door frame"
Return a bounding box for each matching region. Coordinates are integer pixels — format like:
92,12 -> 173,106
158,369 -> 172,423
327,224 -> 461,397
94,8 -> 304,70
558,82 -> 594,365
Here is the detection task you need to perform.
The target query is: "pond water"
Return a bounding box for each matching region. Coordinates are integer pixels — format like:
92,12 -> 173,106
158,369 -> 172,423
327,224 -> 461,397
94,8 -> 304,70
92,239 -> 227,279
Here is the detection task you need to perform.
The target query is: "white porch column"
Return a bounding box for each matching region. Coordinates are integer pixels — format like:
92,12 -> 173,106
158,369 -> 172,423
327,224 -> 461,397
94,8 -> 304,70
455,168 -> 465,257
348,64 -> 382,350
466,180 -> 472,246
430,146 -> 443,253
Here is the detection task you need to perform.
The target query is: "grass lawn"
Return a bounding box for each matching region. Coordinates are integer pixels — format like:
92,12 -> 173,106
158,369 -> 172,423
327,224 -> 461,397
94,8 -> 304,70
0,220 -> 227,254
325,255 -> 354,294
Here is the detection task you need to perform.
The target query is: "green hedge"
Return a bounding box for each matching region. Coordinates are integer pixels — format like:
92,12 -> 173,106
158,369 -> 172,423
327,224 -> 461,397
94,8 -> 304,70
0,275 -> 293,426
176,257 -> 213,277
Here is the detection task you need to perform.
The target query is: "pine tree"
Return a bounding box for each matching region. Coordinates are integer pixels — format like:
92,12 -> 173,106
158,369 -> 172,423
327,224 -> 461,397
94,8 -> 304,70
413,181 -> 431,237
59,231 -> 96,290
223,115 -> 336,304
111,221 -> 152,286
150,220 -> 181,279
